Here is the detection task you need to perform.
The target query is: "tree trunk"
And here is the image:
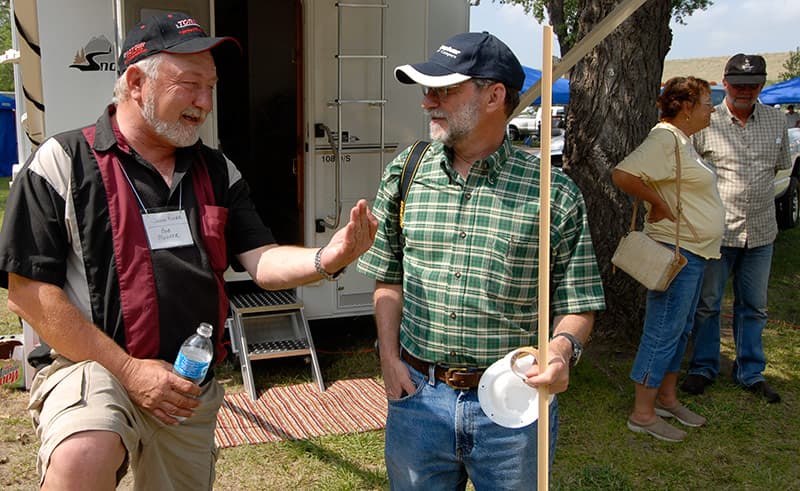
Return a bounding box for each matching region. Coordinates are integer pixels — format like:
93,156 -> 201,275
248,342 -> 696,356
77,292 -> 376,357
563,0 -> 673,341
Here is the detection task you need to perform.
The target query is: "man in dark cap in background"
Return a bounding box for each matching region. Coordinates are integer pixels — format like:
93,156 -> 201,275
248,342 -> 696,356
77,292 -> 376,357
358,32 -> 605,488
785,104 -> 800,128
681,54 -> 790,403
0,12 -> 376,489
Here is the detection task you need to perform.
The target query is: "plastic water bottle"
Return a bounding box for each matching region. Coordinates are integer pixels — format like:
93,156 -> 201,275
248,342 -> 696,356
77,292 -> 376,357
173,322 -> 214,385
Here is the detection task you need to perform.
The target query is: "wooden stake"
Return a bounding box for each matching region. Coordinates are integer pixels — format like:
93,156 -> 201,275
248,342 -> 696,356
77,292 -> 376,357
537,25 -> 553,491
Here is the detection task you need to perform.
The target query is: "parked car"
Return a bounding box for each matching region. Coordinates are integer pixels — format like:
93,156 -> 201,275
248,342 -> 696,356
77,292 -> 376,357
710,85 -> 725,106
507,105 -> 537,141
507,105 -> 567,141
534,128 -> 566,167
535,105 -> 566,138
775,127 -> 800,229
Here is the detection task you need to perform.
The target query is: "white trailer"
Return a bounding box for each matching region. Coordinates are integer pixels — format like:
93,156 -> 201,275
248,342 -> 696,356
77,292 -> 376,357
8,0 -> 472,393
11,0 -> 470,317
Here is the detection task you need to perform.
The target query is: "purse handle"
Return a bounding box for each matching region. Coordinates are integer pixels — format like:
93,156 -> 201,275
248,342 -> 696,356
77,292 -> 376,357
628,130 -> 700,260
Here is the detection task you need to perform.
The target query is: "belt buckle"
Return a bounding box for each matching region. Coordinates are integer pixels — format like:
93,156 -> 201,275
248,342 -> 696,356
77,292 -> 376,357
444,367 -> 473,389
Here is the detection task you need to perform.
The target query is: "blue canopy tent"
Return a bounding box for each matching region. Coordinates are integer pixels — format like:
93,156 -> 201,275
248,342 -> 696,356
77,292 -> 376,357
759,77 -> 800,105
0,93 -> 17,177
521,66 -> 570,104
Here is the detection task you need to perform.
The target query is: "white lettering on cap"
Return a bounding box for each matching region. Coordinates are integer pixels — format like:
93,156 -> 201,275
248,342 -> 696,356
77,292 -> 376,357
437,44 -> 461,59
176,18 -> 201,29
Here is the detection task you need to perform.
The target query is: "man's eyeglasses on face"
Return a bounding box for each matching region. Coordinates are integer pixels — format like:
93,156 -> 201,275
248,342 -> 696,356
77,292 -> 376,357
421,83 -> 463,99
730,83 -> 760,91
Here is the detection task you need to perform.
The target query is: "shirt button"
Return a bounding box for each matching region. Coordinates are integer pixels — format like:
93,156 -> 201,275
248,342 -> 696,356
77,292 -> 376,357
459,231 -> 467,239
450,351 -> 457,357
454,271 -> 462,279
450,312 -> 457,319
488,177 -> 496,184
465,192 -> 472,200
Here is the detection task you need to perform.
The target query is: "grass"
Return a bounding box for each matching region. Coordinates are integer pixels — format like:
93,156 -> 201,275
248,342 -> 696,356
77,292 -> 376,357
1,175 -> 799,490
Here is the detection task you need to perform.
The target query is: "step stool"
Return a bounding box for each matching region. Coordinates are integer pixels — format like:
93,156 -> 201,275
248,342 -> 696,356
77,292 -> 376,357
227,286 -> 324,400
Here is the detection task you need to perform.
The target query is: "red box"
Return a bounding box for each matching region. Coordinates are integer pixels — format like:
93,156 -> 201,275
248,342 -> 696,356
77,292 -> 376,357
0,334 -> 25,389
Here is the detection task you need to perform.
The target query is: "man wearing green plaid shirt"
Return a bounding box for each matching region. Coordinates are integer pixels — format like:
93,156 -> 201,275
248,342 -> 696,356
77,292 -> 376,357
357,32 -> 605,490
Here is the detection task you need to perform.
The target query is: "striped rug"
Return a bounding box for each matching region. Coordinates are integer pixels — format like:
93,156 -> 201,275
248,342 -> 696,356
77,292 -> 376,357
214,378 -> 387,448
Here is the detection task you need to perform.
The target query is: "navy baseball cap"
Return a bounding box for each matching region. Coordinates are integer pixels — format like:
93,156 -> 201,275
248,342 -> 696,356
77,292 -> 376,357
395,32 -> 524,91
724,53 -> 767,85
118,12 -> 240,74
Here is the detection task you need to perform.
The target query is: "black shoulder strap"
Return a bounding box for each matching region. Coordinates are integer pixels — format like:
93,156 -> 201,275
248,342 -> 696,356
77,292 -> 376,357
396,140 -> 431,261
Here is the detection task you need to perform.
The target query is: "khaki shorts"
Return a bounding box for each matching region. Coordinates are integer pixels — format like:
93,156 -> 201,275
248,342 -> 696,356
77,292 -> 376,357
29,356 -> 224,490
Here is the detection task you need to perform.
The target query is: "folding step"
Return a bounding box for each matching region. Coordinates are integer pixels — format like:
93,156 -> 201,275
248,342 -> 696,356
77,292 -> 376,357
227,285 -> 324,400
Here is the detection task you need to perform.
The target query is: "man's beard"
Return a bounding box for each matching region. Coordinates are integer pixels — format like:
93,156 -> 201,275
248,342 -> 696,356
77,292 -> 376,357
426,96 -> 480,146
727,94 -> 757,111
142,91 -> 205,148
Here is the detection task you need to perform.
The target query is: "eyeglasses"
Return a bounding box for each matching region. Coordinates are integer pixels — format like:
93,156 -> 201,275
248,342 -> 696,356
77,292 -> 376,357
730,83 -> 761,91
421,83 -> 464,99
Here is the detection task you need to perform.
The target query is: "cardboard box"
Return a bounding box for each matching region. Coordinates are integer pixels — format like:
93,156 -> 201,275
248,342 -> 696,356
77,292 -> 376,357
0,334 -> 25,389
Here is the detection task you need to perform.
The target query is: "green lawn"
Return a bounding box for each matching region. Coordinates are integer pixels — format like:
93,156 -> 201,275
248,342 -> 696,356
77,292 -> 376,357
1,175 -> 799,490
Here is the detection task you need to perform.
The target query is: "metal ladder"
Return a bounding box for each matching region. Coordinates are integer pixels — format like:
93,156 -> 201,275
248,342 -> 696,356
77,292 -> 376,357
322,1 -> 388,229
227,288 -> 324,400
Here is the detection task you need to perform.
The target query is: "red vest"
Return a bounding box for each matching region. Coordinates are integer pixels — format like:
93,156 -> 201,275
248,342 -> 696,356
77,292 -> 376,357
83,126 -> 229,362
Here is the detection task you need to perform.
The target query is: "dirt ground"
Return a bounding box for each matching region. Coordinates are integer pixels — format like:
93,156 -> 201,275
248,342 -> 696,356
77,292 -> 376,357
0,387 -> 38,490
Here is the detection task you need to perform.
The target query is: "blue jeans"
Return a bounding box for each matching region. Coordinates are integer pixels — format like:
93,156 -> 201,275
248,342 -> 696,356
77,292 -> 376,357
688,244 -> 773,385
630,248 -> 706,388
385,360 -> 558,490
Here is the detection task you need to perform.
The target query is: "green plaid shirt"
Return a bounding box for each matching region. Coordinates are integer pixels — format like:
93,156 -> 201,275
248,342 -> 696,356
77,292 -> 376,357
358,139 -> 605,367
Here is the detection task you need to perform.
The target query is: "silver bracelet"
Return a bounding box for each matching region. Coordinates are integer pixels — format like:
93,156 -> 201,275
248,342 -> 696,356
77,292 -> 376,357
314,247 -> 344,281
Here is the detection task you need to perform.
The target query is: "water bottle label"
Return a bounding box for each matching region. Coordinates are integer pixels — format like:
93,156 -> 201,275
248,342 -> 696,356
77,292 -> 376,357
174,352 -> 210,381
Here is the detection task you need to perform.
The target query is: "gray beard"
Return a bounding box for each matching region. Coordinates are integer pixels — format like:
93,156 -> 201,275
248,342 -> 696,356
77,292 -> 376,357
427,98 -> 480,147
142,93 -> 202,148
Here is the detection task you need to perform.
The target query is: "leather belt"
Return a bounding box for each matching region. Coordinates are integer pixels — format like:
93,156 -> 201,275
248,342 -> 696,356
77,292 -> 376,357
402,351 -> 485,390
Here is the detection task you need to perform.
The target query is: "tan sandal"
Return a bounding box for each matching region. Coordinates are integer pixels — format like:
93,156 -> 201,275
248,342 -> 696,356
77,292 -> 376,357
655,402 -> 706,428
627,416 -> 686,442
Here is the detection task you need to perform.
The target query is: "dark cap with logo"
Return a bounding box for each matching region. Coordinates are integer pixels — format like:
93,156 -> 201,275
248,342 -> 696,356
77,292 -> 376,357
723,53 -> 767,85
118,12 -> 240,75
394,32 -> 524,91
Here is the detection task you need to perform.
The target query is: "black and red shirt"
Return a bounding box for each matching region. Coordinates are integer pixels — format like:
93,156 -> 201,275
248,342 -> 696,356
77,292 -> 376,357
0,106 -> 274,365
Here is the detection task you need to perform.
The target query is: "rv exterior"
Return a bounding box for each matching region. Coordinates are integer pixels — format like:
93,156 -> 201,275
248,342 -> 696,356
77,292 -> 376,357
10,0 -> 471,321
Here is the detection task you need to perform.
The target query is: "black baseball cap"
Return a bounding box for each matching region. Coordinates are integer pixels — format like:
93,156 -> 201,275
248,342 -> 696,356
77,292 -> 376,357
118,12 -> 240,75
723,53 -> 767,85
394,32 -> 524,91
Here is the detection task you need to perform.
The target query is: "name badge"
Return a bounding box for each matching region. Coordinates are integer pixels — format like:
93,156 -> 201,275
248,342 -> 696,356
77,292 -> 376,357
142,210 -> 195,250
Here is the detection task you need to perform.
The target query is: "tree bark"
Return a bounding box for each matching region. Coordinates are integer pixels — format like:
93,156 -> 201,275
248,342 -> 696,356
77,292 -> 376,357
563,0 -> 673,341
545,0 -> 573,55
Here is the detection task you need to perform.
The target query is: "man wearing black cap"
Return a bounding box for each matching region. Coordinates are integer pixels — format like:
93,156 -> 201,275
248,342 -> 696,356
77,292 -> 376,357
0,12 -> 376,489
681,54 -> 790,403
358,32 -> 604,488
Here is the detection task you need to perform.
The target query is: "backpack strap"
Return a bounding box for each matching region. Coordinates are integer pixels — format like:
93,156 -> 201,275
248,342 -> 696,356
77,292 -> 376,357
396,140 -> 431,262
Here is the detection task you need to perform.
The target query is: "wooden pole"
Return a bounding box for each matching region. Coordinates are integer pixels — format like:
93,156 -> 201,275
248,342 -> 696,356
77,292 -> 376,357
537,25 -> 553,491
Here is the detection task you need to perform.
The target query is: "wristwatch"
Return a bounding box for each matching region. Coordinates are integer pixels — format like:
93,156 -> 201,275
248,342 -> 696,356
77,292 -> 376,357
314,247 -> 345,281
552,332 -> 583,368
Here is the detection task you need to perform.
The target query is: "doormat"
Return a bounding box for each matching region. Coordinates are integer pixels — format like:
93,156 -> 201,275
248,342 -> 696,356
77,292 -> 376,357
214,378 -> 387,448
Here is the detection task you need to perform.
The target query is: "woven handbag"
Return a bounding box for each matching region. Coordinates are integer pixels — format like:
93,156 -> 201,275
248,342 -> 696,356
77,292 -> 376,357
612,132 -> 698,292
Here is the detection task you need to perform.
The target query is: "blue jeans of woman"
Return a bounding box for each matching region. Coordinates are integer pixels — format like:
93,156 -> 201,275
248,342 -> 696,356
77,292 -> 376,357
385,358 -> 558,490
630,248 -> 706,388
687,244 -> 773,385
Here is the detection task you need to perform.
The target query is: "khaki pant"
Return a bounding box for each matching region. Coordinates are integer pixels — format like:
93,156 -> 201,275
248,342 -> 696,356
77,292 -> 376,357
29,357 -> 224,490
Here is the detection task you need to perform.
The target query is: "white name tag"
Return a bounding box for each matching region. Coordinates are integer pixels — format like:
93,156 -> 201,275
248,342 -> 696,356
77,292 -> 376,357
142,210 -> 194,250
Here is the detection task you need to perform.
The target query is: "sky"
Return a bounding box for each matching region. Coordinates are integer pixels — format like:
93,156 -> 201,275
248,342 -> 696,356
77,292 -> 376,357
469,0 -> 800,68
